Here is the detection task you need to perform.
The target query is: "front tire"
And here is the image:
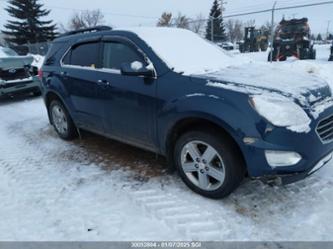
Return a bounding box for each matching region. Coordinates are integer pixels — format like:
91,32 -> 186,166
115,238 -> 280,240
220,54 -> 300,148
49,100 -> 77,140
174,130 -> 245,199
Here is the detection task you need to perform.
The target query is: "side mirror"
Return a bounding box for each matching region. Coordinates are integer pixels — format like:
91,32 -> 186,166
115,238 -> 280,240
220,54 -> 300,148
120,61 -> 154,77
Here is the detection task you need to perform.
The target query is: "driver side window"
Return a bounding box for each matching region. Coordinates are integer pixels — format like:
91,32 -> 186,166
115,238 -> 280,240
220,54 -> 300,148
102,41 -> 146,70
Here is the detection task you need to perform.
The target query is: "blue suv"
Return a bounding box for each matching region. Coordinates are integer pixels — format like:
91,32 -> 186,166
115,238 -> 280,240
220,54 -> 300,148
41,26 -> 333,198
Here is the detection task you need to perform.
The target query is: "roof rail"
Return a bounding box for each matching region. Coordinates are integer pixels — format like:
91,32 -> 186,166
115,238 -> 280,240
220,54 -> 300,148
58,26 -> 112,38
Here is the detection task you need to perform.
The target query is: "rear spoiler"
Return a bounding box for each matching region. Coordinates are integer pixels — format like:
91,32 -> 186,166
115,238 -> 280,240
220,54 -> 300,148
0,56 -> 34,70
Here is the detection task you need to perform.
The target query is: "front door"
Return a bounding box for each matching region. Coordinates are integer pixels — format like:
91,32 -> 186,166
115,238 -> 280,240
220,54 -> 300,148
97,38 -> 157,148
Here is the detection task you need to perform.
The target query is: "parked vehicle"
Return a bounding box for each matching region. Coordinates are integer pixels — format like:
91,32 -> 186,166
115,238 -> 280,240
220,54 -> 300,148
0,46 -> 41,97
269,18 -> 316,61
41,26 -> 333,198
239,27 -> 268,53
329,41 -> 333,61
219,42 -> 234,51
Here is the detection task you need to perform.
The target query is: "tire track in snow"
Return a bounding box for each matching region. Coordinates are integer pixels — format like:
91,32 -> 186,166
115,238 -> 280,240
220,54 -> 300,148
1,98 -> 333,240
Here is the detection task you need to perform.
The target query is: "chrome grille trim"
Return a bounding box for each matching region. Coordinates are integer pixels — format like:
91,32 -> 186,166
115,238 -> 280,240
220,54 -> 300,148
316,114 -> 333,144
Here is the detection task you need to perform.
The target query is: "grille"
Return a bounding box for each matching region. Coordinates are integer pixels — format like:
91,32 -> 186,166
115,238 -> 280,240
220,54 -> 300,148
317,114 -> 333,143
0,68 -> 29,81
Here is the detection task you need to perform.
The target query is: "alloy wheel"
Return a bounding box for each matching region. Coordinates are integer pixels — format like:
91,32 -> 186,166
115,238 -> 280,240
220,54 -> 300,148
180,140 -> 226,191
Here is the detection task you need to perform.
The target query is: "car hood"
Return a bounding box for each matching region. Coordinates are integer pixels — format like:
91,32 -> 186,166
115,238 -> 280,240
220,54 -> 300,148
193,63 -> 332,109
0,56 -> 34,70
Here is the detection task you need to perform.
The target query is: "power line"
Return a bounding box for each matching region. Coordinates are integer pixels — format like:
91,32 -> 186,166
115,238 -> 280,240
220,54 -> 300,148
0,0 -> 332,25
224,1 -> 333,19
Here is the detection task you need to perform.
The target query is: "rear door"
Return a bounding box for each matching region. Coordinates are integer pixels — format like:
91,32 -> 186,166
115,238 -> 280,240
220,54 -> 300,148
97,36 -> 158,148
60,38 -> 104,132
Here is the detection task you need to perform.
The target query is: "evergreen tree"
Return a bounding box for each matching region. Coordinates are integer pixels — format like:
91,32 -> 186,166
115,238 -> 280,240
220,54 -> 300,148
205,0 -> 226,42
2,0 -> 57,45
317,33 -> 323,41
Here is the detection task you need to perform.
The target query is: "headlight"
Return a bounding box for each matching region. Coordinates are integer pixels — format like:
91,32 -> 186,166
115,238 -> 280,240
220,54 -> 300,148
249,95 -> 311,133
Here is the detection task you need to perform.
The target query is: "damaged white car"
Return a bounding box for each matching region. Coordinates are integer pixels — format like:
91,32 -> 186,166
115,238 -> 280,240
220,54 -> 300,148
0,46 -> 41,97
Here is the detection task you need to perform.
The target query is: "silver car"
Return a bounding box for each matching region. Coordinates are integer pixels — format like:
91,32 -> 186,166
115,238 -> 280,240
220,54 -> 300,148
0,47 -> 41,97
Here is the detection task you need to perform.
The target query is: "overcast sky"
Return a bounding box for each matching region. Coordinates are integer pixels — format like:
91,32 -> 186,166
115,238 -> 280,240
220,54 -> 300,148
0,0 -> 332,35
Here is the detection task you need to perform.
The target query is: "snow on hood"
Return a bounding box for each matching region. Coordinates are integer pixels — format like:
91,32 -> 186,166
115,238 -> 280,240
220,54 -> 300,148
123,27 -> 247,75
204,62 -> 332,107
203,62 -> 333,132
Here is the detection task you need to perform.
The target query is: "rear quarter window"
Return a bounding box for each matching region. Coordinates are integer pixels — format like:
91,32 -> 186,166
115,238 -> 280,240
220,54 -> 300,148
44,42 -> 67,66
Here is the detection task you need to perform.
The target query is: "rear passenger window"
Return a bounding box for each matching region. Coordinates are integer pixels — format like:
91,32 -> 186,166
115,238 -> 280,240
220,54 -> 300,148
64,42 -> 99,68
103,42 -> 145,70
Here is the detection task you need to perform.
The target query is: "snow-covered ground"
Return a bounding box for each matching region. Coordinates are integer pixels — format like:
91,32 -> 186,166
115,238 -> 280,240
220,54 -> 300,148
0,45 -> 332,241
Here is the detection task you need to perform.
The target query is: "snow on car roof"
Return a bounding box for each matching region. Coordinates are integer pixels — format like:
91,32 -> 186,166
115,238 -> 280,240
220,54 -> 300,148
121,27 -> 245,75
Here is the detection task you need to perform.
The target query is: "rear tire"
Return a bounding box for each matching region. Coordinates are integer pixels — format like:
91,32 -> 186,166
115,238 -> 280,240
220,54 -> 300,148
33,90 -> 42,97
49,100 -> 78,140
174,129 -> 245,199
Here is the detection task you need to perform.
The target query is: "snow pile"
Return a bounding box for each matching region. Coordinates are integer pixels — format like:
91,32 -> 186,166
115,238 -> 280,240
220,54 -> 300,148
125,27 -> 248,75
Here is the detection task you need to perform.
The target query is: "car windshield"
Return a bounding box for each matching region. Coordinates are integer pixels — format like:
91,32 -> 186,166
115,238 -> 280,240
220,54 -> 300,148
0,47 -> 18,57
124,27 -> 241,75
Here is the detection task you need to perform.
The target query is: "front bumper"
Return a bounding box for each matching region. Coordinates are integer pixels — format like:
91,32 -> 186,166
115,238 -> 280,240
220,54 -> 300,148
240,105 -> 333,184
0,76 -> 41,96
261,152 -> 332,185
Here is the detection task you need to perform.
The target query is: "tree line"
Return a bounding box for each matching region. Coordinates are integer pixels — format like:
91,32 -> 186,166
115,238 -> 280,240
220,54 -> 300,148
1,0 -> 332,47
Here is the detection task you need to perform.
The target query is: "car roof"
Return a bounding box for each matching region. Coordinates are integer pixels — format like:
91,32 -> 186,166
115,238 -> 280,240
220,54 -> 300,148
53,27 -> 190,43
55,30 -> 131,42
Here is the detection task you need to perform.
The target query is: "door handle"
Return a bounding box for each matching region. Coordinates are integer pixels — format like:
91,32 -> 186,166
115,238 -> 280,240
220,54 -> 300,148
97,80 -> 111,86
60,71 -> 68,76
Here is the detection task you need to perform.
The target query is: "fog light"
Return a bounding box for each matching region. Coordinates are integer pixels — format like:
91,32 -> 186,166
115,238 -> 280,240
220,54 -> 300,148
265,150 -> 302,168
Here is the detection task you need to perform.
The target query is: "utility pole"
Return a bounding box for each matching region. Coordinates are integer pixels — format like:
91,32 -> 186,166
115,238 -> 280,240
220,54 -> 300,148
270,1 -> 277,63
327,20 -> 331,40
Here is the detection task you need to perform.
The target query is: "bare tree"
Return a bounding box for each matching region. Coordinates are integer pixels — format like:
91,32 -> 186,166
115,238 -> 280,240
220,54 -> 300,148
225,19 -> 243,42
174,13 -> 190,29
260,21 -> 278,39
68,9 -> 105,30
244,19 -> 256,27
189,14 -> 206,34
157,12 -> 173,27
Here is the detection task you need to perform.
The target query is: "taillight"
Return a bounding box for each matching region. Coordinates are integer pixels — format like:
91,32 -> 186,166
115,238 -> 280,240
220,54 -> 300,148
38,69 -> 43,80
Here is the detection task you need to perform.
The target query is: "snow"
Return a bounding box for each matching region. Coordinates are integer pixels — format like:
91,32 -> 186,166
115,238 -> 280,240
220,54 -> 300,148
0,46 -> 9,57
0,43 -> 333,241
0,97 -> 333,241
124,28 -> 332,132
205,62 -> 328,98
124,27 -> 246,75
251,94 -> 311,133
30,54 -> 45,69
206,45 -> 333,132
131,61 -> 144,71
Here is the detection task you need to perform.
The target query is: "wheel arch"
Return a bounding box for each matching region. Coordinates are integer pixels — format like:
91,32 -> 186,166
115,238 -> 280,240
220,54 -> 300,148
44,90 -> 73,125
164,115 -> 247,173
